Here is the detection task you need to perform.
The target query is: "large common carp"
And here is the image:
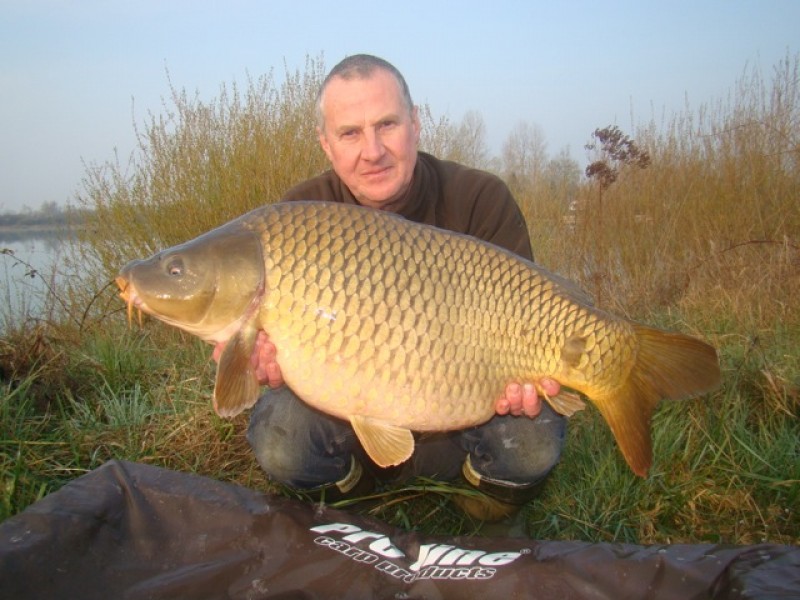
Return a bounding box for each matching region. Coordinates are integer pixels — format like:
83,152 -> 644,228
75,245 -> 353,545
116,201 -> 721,476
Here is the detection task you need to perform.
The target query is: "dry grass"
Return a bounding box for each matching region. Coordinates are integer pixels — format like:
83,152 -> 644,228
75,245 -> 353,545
1,53 -> 798,544
73,56 -> 329,290
522,53 -> 799,328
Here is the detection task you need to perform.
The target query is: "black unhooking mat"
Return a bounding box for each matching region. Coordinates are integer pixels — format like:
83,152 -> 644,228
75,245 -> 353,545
0,460 -> 797,599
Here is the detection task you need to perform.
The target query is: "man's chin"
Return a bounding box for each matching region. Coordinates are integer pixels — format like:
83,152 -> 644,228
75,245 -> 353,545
355,181 -> 411,211
359,195 -> 406,212
355,189 -> 401,210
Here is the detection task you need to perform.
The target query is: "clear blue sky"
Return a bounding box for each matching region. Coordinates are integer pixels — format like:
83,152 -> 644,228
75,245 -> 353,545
1,0 -> 797,213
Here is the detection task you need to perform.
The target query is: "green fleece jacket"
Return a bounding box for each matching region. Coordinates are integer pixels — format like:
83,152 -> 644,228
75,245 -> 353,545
281,152 -> 534,261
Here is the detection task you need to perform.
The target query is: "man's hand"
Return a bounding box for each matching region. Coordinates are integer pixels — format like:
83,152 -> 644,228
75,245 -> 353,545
212,331 -> 285,389
495,379 -> 560,418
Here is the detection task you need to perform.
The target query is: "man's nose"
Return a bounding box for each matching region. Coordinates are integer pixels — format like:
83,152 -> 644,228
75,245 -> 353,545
361,129 -> 385,161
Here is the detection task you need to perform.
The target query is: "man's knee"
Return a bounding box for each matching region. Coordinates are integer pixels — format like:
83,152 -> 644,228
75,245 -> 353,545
246,387 -> 357,488
247,390 -> 310,484
462,404 -> 566,484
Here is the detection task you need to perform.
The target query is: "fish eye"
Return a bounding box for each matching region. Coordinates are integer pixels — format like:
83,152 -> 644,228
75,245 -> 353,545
166,257 -> 184,277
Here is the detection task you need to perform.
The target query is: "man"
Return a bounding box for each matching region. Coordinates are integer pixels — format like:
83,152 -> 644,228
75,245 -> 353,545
225,54 -> 565,522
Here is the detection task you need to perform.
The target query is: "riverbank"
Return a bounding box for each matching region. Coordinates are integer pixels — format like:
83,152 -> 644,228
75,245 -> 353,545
0,223 -> 83,244
0,205 -> 91,241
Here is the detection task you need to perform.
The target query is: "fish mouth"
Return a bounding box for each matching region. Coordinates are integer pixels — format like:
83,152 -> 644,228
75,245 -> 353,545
115,275 -> 144,326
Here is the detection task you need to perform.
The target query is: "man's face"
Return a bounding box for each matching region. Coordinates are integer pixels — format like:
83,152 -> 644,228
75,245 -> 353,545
317,69 -> 420,211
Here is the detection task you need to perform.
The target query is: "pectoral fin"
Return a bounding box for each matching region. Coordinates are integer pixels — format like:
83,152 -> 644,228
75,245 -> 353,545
542,389 -> 587,417
350,415 -> 415,468
213,325 -> 261,418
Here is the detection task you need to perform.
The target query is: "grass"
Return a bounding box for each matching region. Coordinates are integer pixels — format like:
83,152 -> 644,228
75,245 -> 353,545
1,273 -> 797,546
0,319 -> 270,521
1,53 -> 798,545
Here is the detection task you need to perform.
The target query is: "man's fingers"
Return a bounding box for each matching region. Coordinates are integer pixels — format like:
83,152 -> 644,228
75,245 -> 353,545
522,383 -> 541,417
265,362 -> 284,388
539,377 -> 560,398
505,382 -> 524,416
260,331 -> 277,360
212,331 -> 284,388
495,396 -> 511,415
498,379 -> 561,418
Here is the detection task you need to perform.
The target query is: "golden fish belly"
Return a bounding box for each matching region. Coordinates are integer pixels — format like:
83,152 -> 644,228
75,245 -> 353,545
248,202 -> 634,431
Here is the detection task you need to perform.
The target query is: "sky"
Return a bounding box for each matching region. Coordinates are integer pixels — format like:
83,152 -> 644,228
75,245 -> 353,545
1,1 -> 798,213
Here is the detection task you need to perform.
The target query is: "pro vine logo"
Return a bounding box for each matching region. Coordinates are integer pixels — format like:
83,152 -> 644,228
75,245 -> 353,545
310,522 -> 528,583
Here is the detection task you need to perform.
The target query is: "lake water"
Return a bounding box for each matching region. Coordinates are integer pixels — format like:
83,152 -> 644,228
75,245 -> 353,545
1,232 -> 72,325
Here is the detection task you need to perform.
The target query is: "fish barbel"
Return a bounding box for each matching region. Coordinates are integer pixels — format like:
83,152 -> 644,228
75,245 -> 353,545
116,201 -> 721,476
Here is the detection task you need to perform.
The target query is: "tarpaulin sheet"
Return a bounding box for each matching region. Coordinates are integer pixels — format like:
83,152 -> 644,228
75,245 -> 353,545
0,460 -> 797,599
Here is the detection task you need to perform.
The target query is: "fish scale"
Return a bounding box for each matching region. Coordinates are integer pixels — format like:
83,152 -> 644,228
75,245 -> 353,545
247,203 -> 622,429
117,200 -> 721,475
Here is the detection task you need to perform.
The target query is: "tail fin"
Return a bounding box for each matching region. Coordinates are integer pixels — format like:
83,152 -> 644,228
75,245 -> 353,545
593,325 -> 721,477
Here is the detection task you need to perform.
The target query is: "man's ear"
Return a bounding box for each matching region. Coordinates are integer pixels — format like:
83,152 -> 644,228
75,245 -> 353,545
411,106 -> 421,145
317,126 -> 334,161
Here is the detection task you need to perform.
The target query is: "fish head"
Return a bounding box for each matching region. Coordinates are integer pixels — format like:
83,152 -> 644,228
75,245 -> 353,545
116,225 -> 265,342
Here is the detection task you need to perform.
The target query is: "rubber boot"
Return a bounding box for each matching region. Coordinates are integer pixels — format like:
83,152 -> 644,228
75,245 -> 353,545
452,455 -> 546,523
299,456 -> 375,505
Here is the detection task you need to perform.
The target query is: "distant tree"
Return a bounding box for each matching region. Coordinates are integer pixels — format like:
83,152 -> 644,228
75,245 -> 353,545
543,147 -> 581,202
419,109 -> 490,169
39,201 -> 62,216
450,110 -> 490,169
0,212 -> 19,227
418,104 -> 454,159
500,121 -> 548,197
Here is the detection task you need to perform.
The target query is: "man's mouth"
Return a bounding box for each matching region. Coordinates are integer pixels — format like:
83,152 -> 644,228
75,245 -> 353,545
361,165 -> 392,178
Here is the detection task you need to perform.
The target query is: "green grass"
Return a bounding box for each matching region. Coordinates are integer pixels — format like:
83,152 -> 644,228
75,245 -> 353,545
0,283 -> 797,544
1,52 -> 798,544
0,319 -> 269,522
